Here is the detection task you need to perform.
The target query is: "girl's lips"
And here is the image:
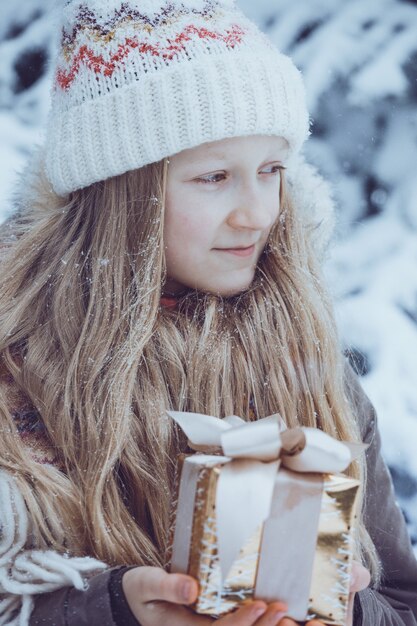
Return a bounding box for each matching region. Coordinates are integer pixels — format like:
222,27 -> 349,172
215,244 -> 256,257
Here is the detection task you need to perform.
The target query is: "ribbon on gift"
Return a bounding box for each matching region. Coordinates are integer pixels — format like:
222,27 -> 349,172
168,410 -> 364,591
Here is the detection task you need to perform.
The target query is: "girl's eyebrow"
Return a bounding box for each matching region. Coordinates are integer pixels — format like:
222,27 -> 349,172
190,152 -> 285,164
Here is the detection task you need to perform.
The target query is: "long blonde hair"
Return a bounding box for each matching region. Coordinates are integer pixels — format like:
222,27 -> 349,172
0,155 -> 379,579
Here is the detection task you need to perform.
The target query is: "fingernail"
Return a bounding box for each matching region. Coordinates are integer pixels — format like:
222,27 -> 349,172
272,611 -> 286,623
253,606 -> 267,618
182,581 -> 193,602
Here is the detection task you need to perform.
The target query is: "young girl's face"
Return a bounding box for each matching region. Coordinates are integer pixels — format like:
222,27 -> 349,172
164,134 -> 288,296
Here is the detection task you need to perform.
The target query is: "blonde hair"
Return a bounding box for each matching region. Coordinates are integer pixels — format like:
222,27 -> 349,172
0,156 -> 380,579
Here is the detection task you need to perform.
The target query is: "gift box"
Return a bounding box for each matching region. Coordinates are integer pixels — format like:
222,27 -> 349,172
166,411 -> 362,625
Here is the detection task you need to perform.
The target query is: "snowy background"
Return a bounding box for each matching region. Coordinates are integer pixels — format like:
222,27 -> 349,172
0,0 -> 416,550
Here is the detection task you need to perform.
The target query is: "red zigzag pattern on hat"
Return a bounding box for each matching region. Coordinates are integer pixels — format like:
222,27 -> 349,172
56,23 -> 246,90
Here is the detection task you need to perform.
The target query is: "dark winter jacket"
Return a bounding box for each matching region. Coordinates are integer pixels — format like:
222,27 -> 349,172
1,360 -> 416,626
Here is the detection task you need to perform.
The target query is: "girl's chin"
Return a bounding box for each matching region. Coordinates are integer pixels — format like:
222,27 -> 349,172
199,277 -> 255,297
165,269 -> 255,298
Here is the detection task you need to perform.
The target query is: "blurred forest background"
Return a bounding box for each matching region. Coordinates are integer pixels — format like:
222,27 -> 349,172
0,0 -> 416,550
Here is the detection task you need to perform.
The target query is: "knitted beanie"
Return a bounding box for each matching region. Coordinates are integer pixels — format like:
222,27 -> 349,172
45,0 -> 310,196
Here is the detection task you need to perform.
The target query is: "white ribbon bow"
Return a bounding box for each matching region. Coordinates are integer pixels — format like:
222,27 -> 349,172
167,411 -> 359,472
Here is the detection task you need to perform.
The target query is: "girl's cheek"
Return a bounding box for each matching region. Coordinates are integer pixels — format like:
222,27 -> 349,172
166,217 -> 209,267
176,211 -> 215,241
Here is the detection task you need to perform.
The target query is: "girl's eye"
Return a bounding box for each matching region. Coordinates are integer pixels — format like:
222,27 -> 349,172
196,172 -> 227,184
265,165 -> 284,175
195,165 -> 284,184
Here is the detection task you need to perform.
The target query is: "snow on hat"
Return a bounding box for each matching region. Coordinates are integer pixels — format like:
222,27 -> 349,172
45,0 -> 310,196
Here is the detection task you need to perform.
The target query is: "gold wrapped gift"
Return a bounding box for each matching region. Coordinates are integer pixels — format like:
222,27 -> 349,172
166,412 -> 362,625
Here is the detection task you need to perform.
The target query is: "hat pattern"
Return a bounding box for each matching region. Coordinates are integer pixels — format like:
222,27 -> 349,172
57,1 -> 247,91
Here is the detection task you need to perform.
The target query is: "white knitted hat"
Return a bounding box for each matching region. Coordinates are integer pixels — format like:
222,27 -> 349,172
45,0 -> 310,196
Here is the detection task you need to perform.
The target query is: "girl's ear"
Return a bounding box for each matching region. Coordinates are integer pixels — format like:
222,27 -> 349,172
286,154 -> 337,262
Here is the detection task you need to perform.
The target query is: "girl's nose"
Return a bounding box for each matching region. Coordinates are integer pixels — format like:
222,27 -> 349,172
227,194 -> 278,231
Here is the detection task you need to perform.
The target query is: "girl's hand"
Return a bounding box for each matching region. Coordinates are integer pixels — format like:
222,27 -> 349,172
122,566 -> 288,626
277,560 -> 371,626
345,560 -> 371,626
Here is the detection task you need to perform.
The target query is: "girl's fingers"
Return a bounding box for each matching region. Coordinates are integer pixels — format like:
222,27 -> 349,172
276,618 -> 325,626
155,601 -> 286,626
350,561 -> 371,593
345,591 -> 356,626
132,566 -> 199,604
253,602 -> 287,625
218,602 -> 268,625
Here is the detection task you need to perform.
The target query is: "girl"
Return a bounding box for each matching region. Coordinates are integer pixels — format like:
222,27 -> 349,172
0,1 -> 416,625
